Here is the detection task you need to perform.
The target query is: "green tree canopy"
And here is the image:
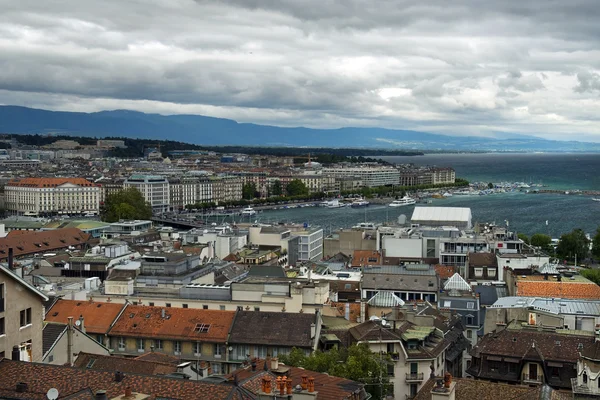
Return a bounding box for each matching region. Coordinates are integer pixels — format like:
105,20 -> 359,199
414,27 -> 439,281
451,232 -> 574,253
102,188 -> 152,222
531,233 -> 552,252
242,182 -> 257,200
556,228 -> 590,262
518,233 -> 529,244
271,180 -> 283,196
278,344 -> 392,399
581,269 -> 600,286
592,227 -> 600,259
286,179 -> 309,196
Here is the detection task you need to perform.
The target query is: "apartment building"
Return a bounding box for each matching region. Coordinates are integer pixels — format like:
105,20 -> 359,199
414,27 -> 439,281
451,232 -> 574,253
124,174 -> 170,213
169,176 -> 212,210
430,167 -> 456,185
323,166 -> 400,187
210,176 -> 243,203
0,265 -> 48,362
108,305 -> 237,375
4,177 -> 100,215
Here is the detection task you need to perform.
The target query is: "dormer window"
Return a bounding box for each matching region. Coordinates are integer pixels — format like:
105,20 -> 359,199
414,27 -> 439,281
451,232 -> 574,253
195,323 -> 210,333
584,372 -> 588,384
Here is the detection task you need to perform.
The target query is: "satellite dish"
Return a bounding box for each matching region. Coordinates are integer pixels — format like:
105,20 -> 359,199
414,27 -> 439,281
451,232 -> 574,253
47,388 -> 59,400
75,320 -> 81,327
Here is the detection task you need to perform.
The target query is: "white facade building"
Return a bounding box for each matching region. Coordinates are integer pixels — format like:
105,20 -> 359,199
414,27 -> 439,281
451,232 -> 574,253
323,166 -> 400,187
4,178 -> 100,215
124,175 -> 170,213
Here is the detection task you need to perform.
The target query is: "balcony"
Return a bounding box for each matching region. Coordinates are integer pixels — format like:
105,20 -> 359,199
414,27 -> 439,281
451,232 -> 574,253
522,373 -> 543,384
405,373 -> 424,382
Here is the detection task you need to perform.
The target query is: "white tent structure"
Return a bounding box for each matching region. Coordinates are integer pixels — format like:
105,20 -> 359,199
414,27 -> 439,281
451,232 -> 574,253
411,207 -> 472,229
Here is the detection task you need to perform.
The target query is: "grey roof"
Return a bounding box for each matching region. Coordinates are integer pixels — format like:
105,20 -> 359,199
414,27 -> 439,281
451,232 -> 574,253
43,323 -> 67,357
364,264 -> 436,276
473,285 -> 506,306
362,272 -> 438,292
490,296 -> 600,316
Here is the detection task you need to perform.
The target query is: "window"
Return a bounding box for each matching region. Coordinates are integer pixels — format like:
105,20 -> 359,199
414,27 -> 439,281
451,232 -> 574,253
97,335 -> 103,344
137,339 -> 144,352
0,317 -> 4,335
148,302 -> 155,307
165,303 -> 171,308
0,283 -> 4,312
254,307 -> 260,312
20,308 -> 32,327
508,363 -> 517,373
182,304 -> 188,309
174,341 -> 181,354
467,302 -> 475,309
344,283 -> 351,290
443,300 -> 451,308
584,372 -> 588,384
488,361 -> 500,373
237,306 -> 243,311
474,268 -> 483,277
154,339 -> 162,350
466,316 -> 474,326
118,337 -> 125,350
426,239 -> 436,258
219,305 -> 226,311
48,354 -> 54,362
195,323 -> 210,333
194,342 -> 202,355
466,330 -> 472,339
487,268 -> 496,278
203,305 -> 208,310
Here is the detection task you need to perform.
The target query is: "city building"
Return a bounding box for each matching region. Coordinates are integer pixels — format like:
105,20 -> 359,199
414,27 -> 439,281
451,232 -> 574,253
4,177 -> 100,216
210,176 -> 243,203
323,165 -> 401,187
41,321 -> 110,365
505,270 -> 600,300
411,207 -> 472,230
0,228 -> 90,261
0,264 -> 48,362
124,175 -> 170,213
572,341 -> 600,399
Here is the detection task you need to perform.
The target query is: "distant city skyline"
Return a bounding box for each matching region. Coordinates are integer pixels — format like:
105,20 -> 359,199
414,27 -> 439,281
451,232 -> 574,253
1,1 -> 600,141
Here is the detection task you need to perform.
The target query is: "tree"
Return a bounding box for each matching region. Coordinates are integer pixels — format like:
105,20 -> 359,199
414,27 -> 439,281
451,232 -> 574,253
592,227 -> 600,260
531,233 -> 552,252
278,344 -> 392,399
286,179 -> 309,196
102,188 -> 152,222
487,182 -> 494,189
556,228 -> 590,262
581,269 -> 600,286
272,180 -> 283,196
518,233 -> 529,244
242,182 -> 257,200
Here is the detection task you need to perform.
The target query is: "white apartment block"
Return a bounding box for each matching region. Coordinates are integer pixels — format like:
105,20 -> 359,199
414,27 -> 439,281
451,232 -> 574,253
298,228 -> 324,262
4,178 -> 100,215
323,166 -> 400,187
124,175 -> 170,213
431,167 -> 456,185
169,177 -> 213,210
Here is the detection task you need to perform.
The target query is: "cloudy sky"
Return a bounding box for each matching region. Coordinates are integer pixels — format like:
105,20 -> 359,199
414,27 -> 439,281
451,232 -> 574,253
1,0 -> 600,141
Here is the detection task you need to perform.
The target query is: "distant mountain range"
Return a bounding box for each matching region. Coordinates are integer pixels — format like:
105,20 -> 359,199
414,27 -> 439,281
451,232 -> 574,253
0,105 -> 598,152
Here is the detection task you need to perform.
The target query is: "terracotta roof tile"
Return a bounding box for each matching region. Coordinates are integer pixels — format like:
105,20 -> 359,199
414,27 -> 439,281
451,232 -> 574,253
109,305 -> 235,342
6,177 -> 95,188
0,359 -> 245,400
516,280 -> 600,299
414,377 -> 543,400
351,250 -> 381,267
46,299 -> 126,335
435,265 -> 457,279
0,228 -> 91,259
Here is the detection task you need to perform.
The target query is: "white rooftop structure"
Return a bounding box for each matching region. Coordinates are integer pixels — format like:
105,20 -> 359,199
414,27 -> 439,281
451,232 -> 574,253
444,273 -> 472,292
411,207 -> 472,229
367,291 -> 405,307
489,296 -> 600,316
539,262 -> 560,275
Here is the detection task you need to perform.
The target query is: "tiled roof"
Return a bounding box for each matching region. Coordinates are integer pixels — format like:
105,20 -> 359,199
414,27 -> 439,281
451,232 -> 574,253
6,177 -> 95,188
516,280 -> 600,299
0,228 -> 91,259
229,311 -> 315,348
109,305 -> 235,342
434,265 -> 456,279
467,252 -> 497,267
134,352 -> 180,365
471,328 -> 594,363
228,359 -> 369,400
351,250 -> 381,267
46,300 -> 126,335
43,323 -> 67,357
73,352 -> 178,376
413,377 -> 543,400
0,359 -> 252,400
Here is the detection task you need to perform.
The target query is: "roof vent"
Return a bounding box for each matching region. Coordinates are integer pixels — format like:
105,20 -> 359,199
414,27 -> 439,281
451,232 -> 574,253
16,383 -> 28,393
115,371 -> 124,382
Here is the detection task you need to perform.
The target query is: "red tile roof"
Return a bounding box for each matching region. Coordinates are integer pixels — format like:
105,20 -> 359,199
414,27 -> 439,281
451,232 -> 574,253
435,265 -> 457,279
227,359 -> 368,400
0,359 -> 251,400
351,250 -> 381,267
6,177 -> 95,188
516,280 -> 600,299
46,299 -> 126,335
109,305 -> 235,342
0,228 -> 90,259
73,352 -> 177,376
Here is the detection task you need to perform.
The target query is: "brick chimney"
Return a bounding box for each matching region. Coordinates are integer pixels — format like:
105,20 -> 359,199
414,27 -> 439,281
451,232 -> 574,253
431,373 -> 456,400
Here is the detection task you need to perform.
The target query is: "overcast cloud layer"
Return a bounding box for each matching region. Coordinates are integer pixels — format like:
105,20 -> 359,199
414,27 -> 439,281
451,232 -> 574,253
1,0 -> 600,141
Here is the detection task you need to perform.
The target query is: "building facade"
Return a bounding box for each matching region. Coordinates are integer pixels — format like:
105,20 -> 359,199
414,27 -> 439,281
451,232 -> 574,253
124,175 -> 170,213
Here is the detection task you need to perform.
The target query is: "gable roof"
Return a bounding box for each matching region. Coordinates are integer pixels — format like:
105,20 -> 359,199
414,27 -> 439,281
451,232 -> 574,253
228,360 -> 368,400
413,377 -> 544,400
351,250 -> 381,267
108,305 -> 235,342
0,359 -> 252,400
444,273 -> 472,292
0,228 -> 91,259
0,265 -> 49,301
45,300 -> 126,335
229,311 -> 316,348
73,352 -> 178,376
468,252 -> 497,267
42,323 -> 67,357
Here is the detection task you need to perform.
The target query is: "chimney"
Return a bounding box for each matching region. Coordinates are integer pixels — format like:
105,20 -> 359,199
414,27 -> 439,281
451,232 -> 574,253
271,357 -> 279,371
67,317 -> 74,367
277,376 -> 284,395
95,390 -> 108,400
8,247 -> 14,270
301,375 -> 308,390
161,309 -> 166,319
251,359 -> 257,371
308,377 -> 315,393
431,373 -> 456,400
124,387 -> 132,398
264,377 -> 272,394
115,371 -> 124,382
285,377 -> 292,395
78,315 -> 86,333
11,345 -> 20,361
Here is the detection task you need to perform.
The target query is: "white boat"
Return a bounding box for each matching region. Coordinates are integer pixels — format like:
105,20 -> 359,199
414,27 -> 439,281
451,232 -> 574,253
353,222 -> 379,229
442,192 -> 453,197
320,199 -> 346,208
593,198 -> 600,202
350,198 -> 370,208
389,196 -> 416,207
241,207 -> 257,216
